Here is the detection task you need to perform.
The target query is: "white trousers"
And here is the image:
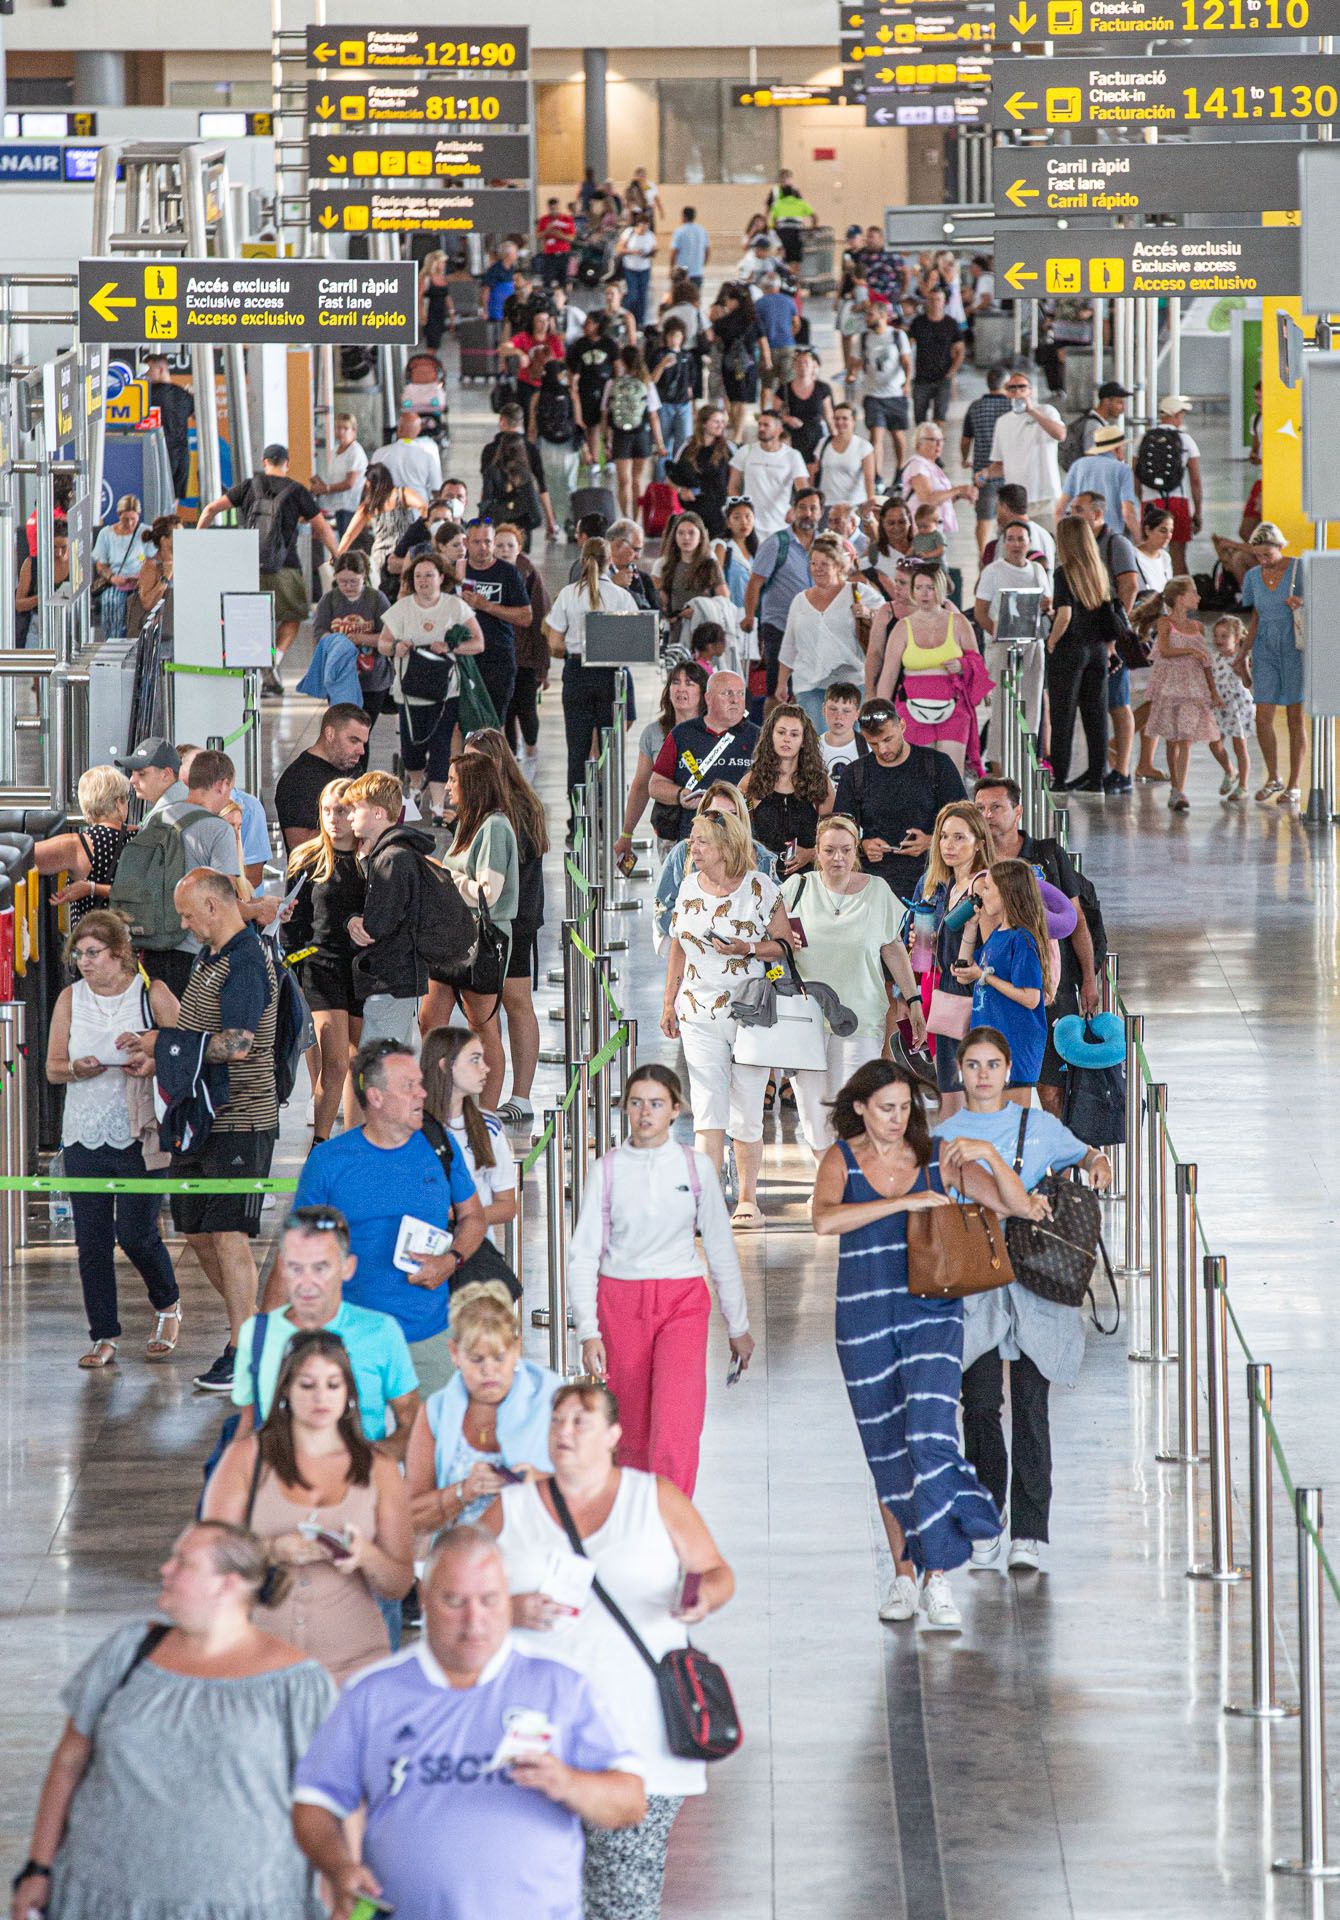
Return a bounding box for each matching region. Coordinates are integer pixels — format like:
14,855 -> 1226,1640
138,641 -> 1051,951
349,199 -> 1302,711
678,1017 -> 771,1141
790,1031 -> 888,1154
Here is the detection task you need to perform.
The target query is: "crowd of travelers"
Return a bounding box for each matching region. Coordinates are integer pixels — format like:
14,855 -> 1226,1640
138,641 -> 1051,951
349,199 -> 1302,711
11,176 -> 1297,1920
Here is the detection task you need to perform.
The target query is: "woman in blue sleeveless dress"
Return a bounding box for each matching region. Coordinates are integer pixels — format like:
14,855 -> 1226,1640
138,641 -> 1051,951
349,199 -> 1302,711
813,1058 -> 1038,1630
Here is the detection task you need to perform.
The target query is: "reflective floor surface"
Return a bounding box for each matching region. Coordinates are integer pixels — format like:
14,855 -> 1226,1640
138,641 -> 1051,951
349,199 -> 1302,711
4,310 -> 1339,1919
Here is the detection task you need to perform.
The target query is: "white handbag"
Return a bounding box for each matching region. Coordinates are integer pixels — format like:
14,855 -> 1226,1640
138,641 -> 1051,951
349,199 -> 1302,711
731,950 -> 830,1073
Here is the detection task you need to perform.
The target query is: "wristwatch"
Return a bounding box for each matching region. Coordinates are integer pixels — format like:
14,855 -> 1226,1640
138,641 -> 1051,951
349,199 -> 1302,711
12,1863 -> 50,1892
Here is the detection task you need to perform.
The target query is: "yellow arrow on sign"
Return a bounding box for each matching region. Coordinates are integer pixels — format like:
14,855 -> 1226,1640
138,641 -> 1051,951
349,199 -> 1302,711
1008,4 -> 1038,29
89,281 -> 136,326
326,154 -> 347,173
877,65 -> 895,80
1006,179 -> 1039,208
877,22 -> 894,37
312,39 -> 336,62
319,206 -> 340,229
1003,263 -> 1039,291
316,95 -> 336,119
1004,90 -> 1038,119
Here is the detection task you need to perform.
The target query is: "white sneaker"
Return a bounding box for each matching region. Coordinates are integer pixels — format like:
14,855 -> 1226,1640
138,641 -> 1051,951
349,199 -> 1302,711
968,1534 -> 1003,1571
921,1573 -> 962,1629
1008,1537 -> 1043,1572
878,1575 -> 920,1622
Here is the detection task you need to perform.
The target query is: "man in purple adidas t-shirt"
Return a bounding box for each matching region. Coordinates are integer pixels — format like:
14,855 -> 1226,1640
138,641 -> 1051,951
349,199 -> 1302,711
293,1527 -> 645,1919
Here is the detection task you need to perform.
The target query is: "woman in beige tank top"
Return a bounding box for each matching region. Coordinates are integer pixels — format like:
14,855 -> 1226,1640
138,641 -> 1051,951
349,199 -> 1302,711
203,1331 -> 414,1685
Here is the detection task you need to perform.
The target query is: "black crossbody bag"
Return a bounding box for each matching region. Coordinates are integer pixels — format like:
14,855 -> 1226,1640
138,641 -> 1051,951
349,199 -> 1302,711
549,1481 -> 743,1763
1003,1110 -> 1118,1332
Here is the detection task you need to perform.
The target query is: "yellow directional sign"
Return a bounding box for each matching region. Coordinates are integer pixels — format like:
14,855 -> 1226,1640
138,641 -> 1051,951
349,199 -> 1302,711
993,53 -> 1340,126
306,27 -> 528,70
313,132 -> 530,180
305,79 -> 528,125
77,258 -> 418,344
994,0 -> 1340,42
995,139 -> 1306,217
307,185 -> 531,234
996,226 -> 1301,296
842,15 -> 994,48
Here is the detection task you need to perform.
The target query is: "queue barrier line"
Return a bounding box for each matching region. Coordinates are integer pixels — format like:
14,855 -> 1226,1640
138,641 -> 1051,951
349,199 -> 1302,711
1120,998 -> 1340,1609
0,1177 -> 298,1194
221,713 -> 256,748
162,662 -> 248,678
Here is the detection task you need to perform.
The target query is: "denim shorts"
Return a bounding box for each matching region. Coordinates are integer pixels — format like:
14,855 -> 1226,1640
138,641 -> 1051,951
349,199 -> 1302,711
1107,664 -> 1130,710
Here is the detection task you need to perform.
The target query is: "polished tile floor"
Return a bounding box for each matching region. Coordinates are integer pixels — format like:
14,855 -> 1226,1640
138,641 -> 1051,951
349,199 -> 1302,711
4,309 -> 1339,1918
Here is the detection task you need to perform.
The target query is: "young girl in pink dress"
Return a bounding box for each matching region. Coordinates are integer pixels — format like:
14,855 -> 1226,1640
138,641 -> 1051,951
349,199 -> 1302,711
1146,575 -> 1219,813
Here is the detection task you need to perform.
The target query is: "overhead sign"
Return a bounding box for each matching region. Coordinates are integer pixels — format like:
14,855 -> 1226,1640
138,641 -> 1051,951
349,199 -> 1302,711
0,144 -> 62,180
84,351 -> 102,423
994,0 -> 1340,40
993,54 -> 1340,125
843,13 -> 994,44
733,85 -> 843,106
306,27 -> 528,69
77,259 -> 418,344
842,1 -> 992,18
868,92 -> 990,121
309,184 -> 531,233
44,349 -> 78,446
849,53 -> 993,86
995,138 -> 1307,215
306,79 -> 529,124
312,131 -> 530,179
997,223 -> 1300,295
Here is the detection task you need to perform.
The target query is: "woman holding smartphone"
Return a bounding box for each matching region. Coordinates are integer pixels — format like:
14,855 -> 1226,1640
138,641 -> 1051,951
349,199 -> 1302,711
567,1062 -> 751,1496
203,1332 -> 413,1684
484,1380 -> 736,1920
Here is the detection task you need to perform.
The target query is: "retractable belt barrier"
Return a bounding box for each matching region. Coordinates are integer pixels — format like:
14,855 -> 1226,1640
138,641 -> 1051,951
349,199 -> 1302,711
1000,651 -> 1339,1879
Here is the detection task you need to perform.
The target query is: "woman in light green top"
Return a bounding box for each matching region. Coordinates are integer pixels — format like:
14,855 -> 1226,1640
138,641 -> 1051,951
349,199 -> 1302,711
783,814 -> 925,1156
422,751 -> 520,1108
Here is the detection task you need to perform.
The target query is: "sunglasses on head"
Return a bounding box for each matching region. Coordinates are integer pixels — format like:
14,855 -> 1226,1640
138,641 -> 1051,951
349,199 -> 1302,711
464,516 -> 493,529
724,495 -> 753,511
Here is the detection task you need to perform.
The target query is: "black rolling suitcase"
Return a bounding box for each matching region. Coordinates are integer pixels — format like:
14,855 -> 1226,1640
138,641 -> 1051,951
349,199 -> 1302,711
570,484 -> 617,526
457,318 -> 494,383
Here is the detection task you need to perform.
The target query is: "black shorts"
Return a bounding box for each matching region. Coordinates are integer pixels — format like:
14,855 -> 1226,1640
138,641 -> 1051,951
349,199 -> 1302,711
1038,981 -> 1080,1089
170,1129 -> 277,1238
299,956 -> 361,1015
507,918 -> 541,982
576,386 -> 604,429
611,423 -> 653,462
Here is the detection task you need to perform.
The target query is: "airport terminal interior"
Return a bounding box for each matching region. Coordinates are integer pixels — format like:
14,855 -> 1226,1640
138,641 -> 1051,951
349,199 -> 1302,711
2,5 -> 1340,1919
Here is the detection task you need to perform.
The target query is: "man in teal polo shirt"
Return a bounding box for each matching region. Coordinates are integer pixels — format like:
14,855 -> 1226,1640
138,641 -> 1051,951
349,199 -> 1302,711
235,1206 -> 421,1460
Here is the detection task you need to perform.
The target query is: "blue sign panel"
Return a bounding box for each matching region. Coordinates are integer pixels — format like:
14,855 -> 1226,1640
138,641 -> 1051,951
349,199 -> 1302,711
63,146 -> 100,182
0,144 -> 62,180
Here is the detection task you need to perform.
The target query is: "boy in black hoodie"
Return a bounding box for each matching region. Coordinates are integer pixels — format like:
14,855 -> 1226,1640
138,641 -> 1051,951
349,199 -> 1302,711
345,770 -> 435,1051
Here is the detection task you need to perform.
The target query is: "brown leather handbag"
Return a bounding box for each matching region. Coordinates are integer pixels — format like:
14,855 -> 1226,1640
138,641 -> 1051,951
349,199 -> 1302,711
907,1201 -> 1015,1300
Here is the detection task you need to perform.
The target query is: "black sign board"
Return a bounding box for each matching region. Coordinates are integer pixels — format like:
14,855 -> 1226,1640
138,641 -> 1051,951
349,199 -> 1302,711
306,26 -> 529,70
843,13 -> 994,46
309,185 -> 532,234
849,52 -> 994,88
312,131 -> 531,180
996,223 -> 1300,296
732,85 -> 844,106
867,92 -> 991,121
842,1 -> 991,19
995,138 -> 1306,214
306,79 -> 530,125
48,348 -> 77,445
993,53 -> 1340,125
78,259 -> 418,345
993,0 -> 1340,42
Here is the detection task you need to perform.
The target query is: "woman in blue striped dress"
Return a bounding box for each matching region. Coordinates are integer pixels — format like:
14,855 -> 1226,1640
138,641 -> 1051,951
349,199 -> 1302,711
812,1058 -> 1038,1630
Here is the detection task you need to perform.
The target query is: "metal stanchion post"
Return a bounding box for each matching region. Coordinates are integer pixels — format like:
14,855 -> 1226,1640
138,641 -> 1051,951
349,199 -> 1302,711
0,1018 -> 17,1266
1226,1364 -> 1297,1720
592,956 -> 612,1160
1188,1256 -> 1245,1582
1119,1016 -> 1147,1295
570,1063 -> 589,1227
1132,1083 -> 1171,1365
1158,1163 -> 1206,1464
588,884 -> 606,985
542,1107 -> 572,1375
1037,765 -> 1053,833
562,921 -> 583,1069
0,1000 -> 29,1249
1102,951 -> 1119,1015
1274,1488 -> 1340,1877
510,1166 -> 524,1300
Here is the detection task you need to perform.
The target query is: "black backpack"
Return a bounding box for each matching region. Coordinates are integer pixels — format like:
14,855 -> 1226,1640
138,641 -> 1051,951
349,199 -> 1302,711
536,378 -> 576,444
1133,425 -> 1185,495
272,961 -> 313,1110
413,849 -> 481,975
242,477 -> 293,574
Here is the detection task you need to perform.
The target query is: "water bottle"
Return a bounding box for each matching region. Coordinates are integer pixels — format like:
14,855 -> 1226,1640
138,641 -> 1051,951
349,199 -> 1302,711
47,1149 -> 73,1234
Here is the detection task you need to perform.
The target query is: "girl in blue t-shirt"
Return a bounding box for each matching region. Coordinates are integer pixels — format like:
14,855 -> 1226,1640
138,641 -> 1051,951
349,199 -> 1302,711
952,859 -> 1050,1095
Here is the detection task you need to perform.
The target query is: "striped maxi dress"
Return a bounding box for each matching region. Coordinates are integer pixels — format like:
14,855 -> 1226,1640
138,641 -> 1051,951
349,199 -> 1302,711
834,1140 -> 1002,1573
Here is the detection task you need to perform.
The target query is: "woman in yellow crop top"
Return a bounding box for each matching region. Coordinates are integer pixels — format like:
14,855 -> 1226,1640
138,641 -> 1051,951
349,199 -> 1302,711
872,564 -> 990,775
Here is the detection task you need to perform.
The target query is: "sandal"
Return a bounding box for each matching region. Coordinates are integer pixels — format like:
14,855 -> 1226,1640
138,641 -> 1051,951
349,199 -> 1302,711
1135,768 -> 1169,783
730,1200 -> 764,1230
146,1303 -> 183,1360
762,1078 -> 777,1113
78,1339 -> 118,1369
779,1079 -> 796,1110
1256,779 -> 1284,802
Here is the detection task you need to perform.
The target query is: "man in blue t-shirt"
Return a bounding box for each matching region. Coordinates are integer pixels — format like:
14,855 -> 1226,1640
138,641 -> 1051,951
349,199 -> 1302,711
743,487 -> 821,703
246,1206 -> 420,1457
670,206 -> 710,284
294,1528 -> 645,1920
294,1041 -> 485,1394
482,242 -> 519,339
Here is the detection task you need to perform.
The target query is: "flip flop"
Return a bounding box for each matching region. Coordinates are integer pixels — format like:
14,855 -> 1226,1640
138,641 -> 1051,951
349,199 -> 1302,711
730,1200 -> 764,1230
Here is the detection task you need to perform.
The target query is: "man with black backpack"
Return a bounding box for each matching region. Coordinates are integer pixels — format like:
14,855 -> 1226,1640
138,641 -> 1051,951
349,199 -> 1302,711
1134,395 -> 1202,575
973,776 -> 1106,1120
118,868 -> 280,1395
197,445 -> 338,696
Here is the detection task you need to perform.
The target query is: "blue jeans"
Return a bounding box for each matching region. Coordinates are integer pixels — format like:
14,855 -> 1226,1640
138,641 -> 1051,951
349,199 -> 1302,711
623,269 -> 651,325
792,685 -> 830,730
64,1138 -> 178,1343
659,401 -> 693,462
377,1593 -> 404,1652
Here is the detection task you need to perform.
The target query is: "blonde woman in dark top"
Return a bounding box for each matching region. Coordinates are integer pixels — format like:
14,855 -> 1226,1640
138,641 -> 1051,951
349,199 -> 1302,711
282,779 -> 365,1143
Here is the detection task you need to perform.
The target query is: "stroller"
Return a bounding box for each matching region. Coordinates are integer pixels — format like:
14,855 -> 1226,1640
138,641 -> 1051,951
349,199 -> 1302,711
401,349 -> 449,447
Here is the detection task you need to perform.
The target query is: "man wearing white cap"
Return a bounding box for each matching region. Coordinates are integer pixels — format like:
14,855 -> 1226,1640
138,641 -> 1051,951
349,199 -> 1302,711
1134,395 -> 1201,574
1059,421 -> 1139,538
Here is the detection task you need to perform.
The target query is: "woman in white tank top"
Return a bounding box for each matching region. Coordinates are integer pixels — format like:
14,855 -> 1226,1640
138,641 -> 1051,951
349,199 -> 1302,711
45,910 -> 182,1369
483,1380 -> 736,1920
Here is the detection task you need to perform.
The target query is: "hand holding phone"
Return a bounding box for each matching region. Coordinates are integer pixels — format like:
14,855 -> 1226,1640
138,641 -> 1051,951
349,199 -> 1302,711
298,1521 -> 353,1561
727,1352 -> 745,1387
